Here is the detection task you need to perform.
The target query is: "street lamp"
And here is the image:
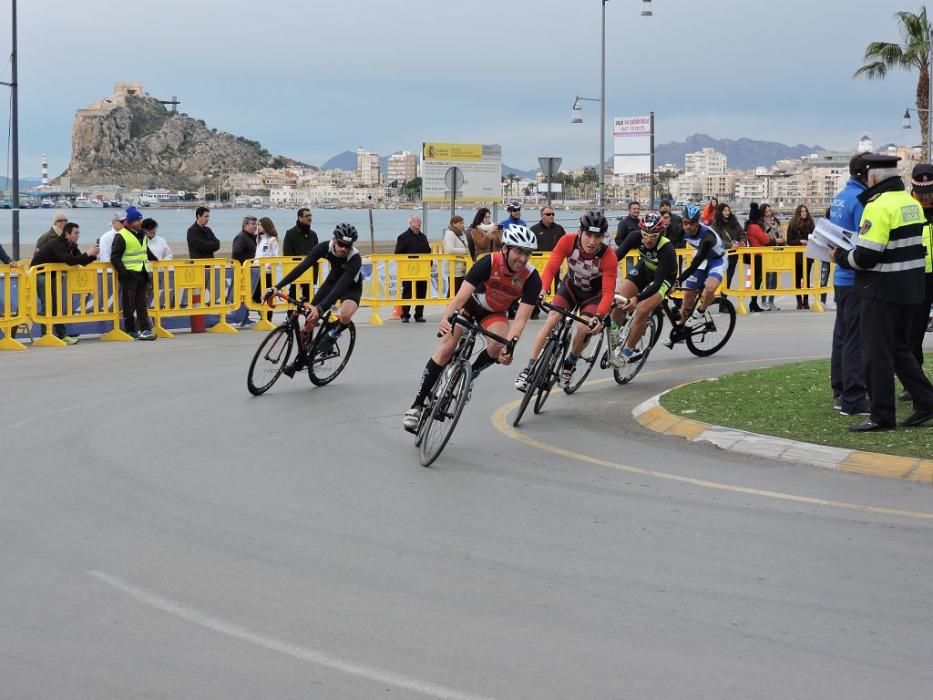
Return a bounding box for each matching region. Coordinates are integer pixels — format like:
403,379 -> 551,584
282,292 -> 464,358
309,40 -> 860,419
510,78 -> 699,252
902,106 -> 933,162
571,0 -> 652,210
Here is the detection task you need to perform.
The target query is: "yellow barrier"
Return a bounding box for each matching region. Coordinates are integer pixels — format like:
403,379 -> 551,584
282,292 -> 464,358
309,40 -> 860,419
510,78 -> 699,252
27,262 -> 131,347
364,253 -> 468,325
723,247 -> 833,315
0,264 -> 28,351
150,259 -> 239,338
240,256 -> 329,331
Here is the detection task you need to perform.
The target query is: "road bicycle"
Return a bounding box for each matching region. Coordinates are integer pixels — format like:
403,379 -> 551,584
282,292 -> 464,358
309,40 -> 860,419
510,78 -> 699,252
415,313 -> 516,467
599,295 -> 659,385
512,301 -> 601,427
652,291 -> 736,357
246,292 -> 356,395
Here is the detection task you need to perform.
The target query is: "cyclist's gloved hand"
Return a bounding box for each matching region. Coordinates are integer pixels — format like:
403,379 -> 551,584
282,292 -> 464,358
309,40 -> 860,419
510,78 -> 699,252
587,316 -> 603,335
498,337 -> 518,365
263,287 -> 278,305
305,305 -> 321,324
438,314 -> 454,337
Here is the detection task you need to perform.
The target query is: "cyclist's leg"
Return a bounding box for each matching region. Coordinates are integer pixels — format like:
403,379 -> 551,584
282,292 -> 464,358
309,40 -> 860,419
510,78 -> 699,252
699,259 -> 725,310
530,308 -> 561,362
612,278 -> 639,326
478,316 -> 510,375
625,294 -> 663,349
336,299 -> 358,325
409,324 -> 463,410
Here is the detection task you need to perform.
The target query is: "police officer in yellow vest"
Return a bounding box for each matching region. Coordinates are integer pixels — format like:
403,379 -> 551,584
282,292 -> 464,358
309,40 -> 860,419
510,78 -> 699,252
833,154 -> 933,430
110,206 -> 158,341
907,164 -> 933,380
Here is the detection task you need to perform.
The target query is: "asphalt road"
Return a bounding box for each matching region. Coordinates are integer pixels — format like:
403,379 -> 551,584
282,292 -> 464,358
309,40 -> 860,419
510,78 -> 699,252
2,307 -> 932,699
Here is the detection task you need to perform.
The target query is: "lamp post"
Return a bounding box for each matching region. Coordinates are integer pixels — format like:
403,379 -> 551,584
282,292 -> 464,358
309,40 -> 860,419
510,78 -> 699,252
572,0 -> 653,211
0,0 -> 19,259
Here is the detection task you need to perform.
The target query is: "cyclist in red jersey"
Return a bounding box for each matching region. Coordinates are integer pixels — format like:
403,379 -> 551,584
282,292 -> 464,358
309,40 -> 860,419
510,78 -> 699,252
403,226 -> 543,432
515,211 -> 617,391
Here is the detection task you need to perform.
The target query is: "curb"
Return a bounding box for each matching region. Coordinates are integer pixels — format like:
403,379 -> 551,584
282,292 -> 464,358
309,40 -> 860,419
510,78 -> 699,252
632,388 -> 933,483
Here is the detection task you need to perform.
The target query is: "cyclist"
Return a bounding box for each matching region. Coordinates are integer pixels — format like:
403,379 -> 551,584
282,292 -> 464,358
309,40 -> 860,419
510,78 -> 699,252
403,226 -> 542,432
665,203 -> 727,347
610,210 -> 678,364
514,211 -> 616,391
265,223 -> 363,377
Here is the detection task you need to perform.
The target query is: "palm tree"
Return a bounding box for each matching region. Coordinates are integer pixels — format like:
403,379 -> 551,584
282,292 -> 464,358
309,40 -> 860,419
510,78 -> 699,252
854,6 -> 931,156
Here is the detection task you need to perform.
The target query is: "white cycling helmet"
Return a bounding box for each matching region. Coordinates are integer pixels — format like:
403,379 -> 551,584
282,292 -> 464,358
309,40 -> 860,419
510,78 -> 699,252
501,224 -> 538,250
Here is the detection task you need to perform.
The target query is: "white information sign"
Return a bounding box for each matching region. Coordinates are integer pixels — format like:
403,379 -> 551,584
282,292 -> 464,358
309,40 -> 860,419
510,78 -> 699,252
613,115 -> 652,175
421,143 -> 502,203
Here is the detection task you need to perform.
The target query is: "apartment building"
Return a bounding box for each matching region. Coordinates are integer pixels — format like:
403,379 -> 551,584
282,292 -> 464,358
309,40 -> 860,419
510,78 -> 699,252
387,151 -> 417,186
685,148 -> 727,176
356,147 -> 381,187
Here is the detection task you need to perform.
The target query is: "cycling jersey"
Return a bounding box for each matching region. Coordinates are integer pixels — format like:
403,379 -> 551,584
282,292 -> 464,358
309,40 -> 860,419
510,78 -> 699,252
679,223 -> 725,282
276,240 -> 363,309
616,231 -> 678,300
540,233 -> 618,315
464,252 -> 542,312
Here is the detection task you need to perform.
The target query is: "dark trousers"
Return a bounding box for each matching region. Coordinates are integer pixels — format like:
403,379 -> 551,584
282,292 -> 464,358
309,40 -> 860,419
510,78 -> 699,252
830,285 -> 867,412
794,253 -> 811,306
401,280 -> 427,319
907,275 -> 933,367
747,254 -> 763,307
725,254 -> 738,292
861,295 -> 933,425
121,272 -> 151,333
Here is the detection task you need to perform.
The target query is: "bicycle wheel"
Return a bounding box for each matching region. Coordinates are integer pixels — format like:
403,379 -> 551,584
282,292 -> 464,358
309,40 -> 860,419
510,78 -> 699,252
309,321 -> 356,386
564,329 -> 604,394
613,314 -> 656,385
534,337 -> 566,414
650,307 -> 665,348
419,361 -> 472,467
513,344 -> 552,427
685,297 -> 736,357
247,326 -> 293,396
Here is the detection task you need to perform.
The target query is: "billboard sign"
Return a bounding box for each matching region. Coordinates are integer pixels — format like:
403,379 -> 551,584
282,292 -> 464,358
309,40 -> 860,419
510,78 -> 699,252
422,142 -> 502,203
613,115 -> 652,175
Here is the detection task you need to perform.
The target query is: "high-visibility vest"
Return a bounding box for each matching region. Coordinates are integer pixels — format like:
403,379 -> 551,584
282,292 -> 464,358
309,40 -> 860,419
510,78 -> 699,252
119,228 -> 150,273
923,217 -> 933,274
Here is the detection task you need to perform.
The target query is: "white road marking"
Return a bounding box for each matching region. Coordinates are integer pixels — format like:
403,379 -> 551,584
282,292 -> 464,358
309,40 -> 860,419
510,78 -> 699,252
88,571 -> 497,700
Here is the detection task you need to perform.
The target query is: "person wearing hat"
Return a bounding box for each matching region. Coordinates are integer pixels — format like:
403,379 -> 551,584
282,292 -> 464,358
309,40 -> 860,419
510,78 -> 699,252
906,163 -> 933,388
110,206 -> 158,340
832,153 -> 933,430
34,210 -> 69,252
827,153 -> 871,416
98,210 -> 127,263
500,201 -> 527,232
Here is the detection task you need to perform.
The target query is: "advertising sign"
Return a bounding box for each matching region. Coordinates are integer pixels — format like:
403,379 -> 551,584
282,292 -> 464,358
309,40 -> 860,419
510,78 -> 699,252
422,142 -> 502,203
613,115 -> 652,175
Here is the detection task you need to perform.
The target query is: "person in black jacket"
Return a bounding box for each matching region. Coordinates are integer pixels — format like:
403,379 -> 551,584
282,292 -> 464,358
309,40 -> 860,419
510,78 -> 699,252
615,201 -> 641,247
186,207 -> 220,259
31,222 -> 99,343
231,216 -> 259,263
394,215 -> 431,322
111,207 -> 159,339
283,207 -> 319,298
658,200 -> 685,248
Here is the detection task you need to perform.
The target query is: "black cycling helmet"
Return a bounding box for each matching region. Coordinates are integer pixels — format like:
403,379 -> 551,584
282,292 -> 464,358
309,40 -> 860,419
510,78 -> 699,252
333,223 -> 358,244
506,200 -> 522,213
579,210 -> 608,235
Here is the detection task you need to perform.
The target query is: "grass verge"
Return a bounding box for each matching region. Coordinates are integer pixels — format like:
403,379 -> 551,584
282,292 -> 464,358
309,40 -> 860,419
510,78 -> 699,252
659,354 -> 933,460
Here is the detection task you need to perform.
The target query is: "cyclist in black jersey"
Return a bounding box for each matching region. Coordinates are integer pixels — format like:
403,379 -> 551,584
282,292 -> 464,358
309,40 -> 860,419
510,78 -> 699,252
611,211 -> 678,364
265,223 -> 364,376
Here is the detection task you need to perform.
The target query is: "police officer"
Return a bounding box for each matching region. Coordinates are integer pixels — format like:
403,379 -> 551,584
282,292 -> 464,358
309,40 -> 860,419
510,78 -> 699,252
907,164 -> 933,383
833,154 -> 933,430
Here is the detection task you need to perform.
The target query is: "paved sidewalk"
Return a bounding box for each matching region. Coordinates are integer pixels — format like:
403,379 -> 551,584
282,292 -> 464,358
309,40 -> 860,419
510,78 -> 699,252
633,390 -> 933,483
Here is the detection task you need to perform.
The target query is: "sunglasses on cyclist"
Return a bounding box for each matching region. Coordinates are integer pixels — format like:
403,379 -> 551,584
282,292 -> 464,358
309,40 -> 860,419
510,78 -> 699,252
333,239 -> 353,249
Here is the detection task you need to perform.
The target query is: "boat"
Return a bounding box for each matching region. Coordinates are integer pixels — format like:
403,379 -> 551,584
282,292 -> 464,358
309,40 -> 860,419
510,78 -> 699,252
73,195 -> 95,208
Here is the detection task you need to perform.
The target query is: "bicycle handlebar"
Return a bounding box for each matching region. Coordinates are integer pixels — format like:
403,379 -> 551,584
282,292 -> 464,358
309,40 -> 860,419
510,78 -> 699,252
539,300 -> 604,328
437,313 -> 517,353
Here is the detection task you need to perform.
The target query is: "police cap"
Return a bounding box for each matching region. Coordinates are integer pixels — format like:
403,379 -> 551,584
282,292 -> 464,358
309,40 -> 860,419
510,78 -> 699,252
911,163 -> 933,192
860,153 -> 901,170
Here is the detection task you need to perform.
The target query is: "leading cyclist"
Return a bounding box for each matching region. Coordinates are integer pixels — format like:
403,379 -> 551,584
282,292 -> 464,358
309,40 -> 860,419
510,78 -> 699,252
514,211 -> 616,391
610,211 -> 678,364
403,226 -> 542,432
265,223 -> 363,376
665,204 -> 727,347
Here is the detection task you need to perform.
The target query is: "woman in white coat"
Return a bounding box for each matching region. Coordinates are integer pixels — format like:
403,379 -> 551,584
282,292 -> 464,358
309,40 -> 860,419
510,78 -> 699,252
442,215 -> 470,293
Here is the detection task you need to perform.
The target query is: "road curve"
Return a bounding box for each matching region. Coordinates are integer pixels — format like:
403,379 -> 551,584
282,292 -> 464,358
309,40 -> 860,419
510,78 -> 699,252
2,311 -> 932,699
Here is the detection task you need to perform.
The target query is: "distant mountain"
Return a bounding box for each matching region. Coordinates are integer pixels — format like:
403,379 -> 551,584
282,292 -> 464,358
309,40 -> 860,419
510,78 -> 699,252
655,134 -> 824,171
321,150 -> 537,180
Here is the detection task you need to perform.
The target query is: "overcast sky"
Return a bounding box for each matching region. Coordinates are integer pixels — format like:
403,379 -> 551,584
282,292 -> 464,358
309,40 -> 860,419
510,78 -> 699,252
0,0 -> 922,176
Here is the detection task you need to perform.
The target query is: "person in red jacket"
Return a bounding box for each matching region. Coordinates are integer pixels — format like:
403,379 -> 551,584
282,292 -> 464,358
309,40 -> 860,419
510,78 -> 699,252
701,197 -> 719,225
744,202 -> 771,312
515,211 -> 617,391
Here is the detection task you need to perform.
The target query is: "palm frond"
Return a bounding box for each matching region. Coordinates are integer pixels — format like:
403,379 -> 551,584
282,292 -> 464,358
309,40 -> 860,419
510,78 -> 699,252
853,61 -> 889,79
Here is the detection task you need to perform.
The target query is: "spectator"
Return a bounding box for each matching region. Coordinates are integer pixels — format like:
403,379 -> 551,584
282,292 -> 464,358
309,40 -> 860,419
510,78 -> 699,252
442,215 -> 470,293
142,218 -> 173,260
394,215 -> 431,322
615,201 -> 641,247
785,204 -> 815,309
229,216 -> 259,327
744,202 -> 770,312
111,207 -> 157,340
713,202 -> 745,303
759,203 -> 786,310
500,201 -> 527,231
35,211 -> 69,251
31,222 -> 100,344
98,211 -> 126,263
658,199 -> 685,248
906,163 -> 933,387
283,207 -> 319,302
0,242 -> 13,265
701,196 -> 719,225
469,207 -> 500,260
253,218 -> 280,322
530,205 -> 565,252
186,206 -> 220,259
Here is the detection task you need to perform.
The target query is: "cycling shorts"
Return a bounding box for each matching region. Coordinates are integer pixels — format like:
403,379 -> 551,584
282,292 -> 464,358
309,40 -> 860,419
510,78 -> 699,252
463,297 -> 508,330
312,280 -> 363,307
625,263 -> 673,298
683,256 -> 726,290
551,280 -> 601,316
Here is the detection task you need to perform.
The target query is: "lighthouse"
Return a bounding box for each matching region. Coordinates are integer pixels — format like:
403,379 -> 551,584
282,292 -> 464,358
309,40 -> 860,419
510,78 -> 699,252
41,154 -> 48,186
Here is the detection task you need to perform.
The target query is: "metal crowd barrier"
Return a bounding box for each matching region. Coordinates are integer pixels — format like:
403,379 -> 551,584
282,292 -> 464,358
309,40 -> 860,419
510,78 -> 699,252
0,264 -> 28,351
721,246 -> 833,315
364,253 -> 468,325
150,259 -> 239,338
239,256 -> 330,331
